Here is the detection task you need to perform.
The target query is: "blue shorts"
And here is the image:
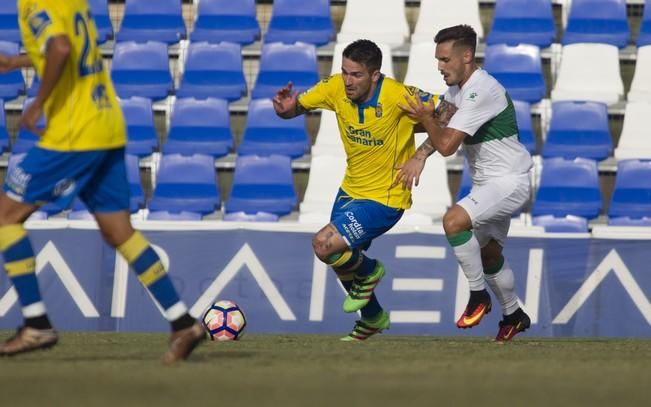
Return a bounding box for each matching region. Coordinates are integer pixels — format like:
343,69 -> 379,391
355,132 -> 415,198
330,188 -> 403,250
4,146 -> 130,213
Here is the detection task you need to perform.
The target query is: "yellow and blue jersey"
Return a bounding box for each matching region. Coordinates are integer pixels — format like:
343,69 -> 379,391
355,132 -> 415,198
18,0 -> 126,151
299,74 -> 439,209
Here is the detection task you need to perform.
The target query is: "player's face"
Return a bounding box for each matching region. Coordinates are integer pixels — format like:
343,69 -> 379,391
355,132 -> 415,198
435,41 -> 467,86
341,57 -> 380,103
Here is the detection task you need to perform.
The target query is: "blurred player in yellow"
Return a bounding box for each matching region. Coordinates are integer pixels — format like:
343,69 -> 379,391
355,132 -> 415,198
0,0 -> 205,363
273,40 -> 440,340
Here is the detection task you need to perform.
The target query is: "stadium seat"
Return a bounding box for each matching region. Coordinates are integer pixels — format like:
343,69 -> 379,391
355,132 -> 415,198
88,0 -> 113,44
562,0 -> 630,48
223,211 -> 279,222
337,0 -> 409,49
120,97 -> 158,157
0,41 -> 24,100
191,0 -> 260,45
513,100 -> 536,154
117,0 -> 186,44
410,135 -> 452,220
331,41 -> 394,78
411,0 -> 484,44
264,0 -> 334,46
68,200 -> 94,220
311,110 -> 344,156
125,154 -> 146,213
486,0 -> 556,48
541,101 -> 612,161
531,157 -> 602,219
164,97 -> 233,158
224,155 -> 297,217
148,153 -> 220,217
551,43 -> 624,105
251,42 -> 319,99
614,102 -> 651,160
608,216 -> 651,226
0,2 -> 20,43
300,154 -> 346,215
532,215 -> 590,232
483,44 -> 546,104
13,98 -> 44,154
0,100 -> 9,153
638,0 -> 651,47
628,46 -> 651,102
111,41 -> 173,100
608,160 -> 651,221
403,42 -> 447,94
238,99 -> 309,158
176,42 -> 247,102
147,211 -> 203,221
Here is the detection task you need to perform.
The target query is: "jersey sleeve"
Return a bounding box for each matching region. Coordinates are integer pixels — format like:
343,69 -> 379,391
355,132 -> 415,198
402,85 -> 441,125
298,76 -> 337,111
446,87 -> 503,137
19,0 -> 67,54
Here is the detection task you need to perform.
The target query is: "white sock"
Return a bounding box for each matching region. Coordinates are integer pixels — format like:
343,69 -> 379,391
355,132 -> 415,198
484,258 -> 519,316
449,231 -> 485,291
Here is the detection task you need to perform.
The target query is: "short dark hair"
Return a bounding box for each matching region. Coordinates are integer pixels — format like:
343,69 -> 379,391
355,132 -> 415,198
434,25 -> 477,56
342,39 -> 382,72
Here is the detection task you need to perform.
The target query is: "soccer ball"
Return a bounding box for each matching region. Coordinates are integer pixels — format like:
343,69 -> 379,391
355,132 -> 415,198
202,300 -> 247,341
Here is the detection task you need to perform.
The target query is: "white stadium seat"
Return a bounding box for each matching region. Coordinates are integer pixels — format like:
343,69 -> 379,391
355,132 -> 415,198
336,0 -> 409,49
312,110 -> 344,156
411,0 -> 484,44
300,154 -> 347,215
628,45 -> 651,102
614,102 -> 651,160
404,42 -> 448,95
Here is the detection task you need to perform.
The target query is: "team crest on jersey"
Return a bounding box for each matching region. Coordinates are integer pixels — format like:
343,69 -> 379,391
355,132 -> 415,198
28,10 -> 51,38
375,103 -> 383,118
92,84 -> 112,109
467,92 -> 479,102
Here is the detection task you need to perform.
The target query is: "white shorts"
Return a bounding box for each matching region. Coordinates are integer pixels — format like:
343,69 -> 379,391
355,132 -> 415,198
457,174 -> 530,247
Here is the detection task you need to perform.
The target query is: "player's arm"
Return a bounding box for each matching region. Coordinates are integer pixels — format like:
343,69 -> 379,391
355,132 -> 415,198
20,35 -> 71,135
399,96 -> 465,157
272,82 -> 308,119
0,53 -> 33,73
392,138 -> 437,190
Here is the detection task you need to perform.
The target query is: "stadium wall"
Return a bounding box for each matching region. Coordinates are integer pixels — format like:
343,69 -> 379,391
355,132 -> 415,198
0,221 -> 649,337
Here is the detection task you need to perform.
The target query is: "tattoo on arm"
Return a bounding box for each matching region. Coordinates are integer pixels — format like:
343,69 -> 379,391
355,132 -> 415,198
294,101 -> 307,117
434,100 -> 457,128
414,138 -> 436,160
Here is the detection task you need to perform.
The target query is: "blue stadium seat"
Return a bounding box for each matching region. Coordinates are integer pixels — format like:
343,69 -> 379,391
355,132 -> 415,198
0,2 -> 20,43
541,101 -> 612,161
223,211 -> 279,222
13,98 -> 44,154
608,216 -> 651,226
120,97 -> 158,157
486,0 -> 556,48
484,44 -> 546,104
0,100 -> 9,153
176,42 -> 247,102
147,210 -> 203,221
224,155 -> 297,217
111,41 -> 173,100
88,0 -> 113,44
191,0 -> 260,45
164,98 -> 233,158
638,0 -> 651,47
532,157 -> 602,219
126,153 -> 146,213
0,41 -> 24,100
148,153 -> 220,217
514,100 -> 536,154
117,0 -> 186,44
532,215 -> 589,232
562,0 -> 630,48
608,160 -> 651,221
264,0 -> 334,46
238,99 -> 309,158
251,42 -> 319,99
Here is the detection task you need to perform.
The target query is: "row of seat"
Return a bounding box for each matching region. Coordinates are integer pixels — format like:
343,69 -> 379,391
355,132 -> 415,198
11,149 -> 649,230
1,0 -> 648,49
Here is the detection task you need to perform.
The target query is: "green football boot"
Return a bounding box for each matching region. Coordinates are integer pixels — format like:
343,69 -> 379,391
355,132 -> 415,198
342,261 -> 386,313
340,310 -> 390,342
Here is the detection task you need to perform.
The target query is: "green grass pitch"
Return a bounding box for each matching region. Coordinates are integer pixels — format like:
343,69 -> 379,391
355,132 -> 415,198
0,332 -> 649,406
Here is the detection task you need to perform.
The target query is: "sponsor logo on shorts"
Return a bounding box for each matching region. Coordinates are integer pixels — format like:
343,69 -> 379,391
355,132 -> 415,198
341,211 -> 365,242
6,166 -> 31,196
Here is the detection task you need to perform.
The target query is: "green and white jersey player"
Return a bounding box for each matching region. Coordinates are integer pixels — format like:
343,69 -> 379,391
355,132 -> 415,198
395,24 -> 532,342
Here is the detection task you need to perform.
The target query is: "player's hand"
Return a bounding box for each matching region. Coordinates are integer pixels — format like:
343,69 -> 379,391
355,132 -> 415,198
392,156 -> 426,191
272,82 -> 299,115
19,101 -> 45,137
398,95 -> 437,124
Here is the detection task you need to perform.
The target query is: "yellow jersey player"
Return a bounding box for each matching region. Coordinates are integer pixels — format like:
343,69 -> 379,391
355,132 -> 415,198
273,39 -> 438,341
0,0 -> 205,363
